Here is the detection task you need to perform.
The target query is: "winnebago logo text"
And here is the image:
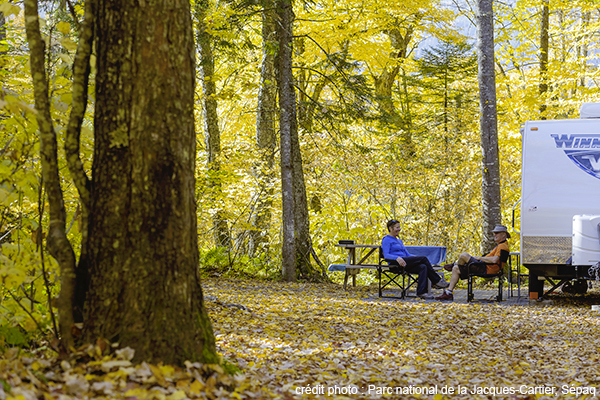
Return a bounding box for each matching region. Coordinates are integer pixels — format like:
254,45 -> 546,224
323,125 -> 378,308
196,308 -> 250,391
552,134 -> 600,179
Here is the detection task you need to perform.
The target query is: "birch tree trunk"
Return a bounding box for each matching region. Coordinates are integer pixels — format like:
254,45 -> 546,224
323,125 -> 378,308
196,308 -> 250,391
84,0 -> 218,364
275,0 -> 296,281
249,0 -> 278,256
476,0 -> 501,252
196,0 -> 231,249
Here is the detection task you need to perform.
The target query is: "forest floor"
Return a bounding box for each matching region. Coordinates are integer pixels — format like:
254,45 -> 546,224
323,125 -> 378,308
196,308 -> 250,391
2,278 -> 600,400
201,278 -> 600,399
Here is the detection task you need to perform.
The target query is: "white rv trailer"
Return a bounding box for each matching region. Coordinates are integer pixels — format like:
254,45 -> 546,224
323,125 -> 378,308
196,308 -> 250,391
520,103 -> 600,298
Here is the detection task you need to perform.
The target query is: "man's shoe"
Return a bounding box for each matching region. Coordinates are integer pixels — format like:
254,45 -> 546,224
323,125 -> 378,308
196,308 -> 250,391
435,292 -> 454,301
443,263 -> 455,272
418,293 -> 434,300
432,280 -> 449,289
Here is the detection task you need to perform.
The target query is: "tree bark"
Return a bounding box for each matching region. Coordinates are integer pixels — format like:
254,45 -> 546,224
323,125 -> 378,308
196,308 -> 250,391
64,0 -> 94,322
291,118 -> 316,279
476,0 -> 501,252
275,0 -> 296,282
195,0 -> 230,249
1,11 -> 5,109
84,0 -> 218,365
249,0 -> 278,256
539,0 -> 549,117
0,12 -> 5,57
24,0 -> 77,352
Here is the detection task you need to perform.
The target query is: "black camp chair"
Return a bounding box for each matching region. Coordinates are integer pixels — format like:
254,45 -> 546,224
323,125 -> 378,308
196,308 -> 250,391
377,247 -> 419,299
466,262 -> 504,302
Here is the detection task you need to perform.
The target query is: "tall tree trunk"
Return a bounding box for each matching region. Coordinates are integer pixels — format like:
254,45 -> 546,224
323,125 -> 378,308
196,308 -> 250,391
84,0 -> 218,365
476,0 -> 501,252
64,0 -> 94,323
195,0 -> 230,249
291,39 -> 326,281
539,0 -> 549,117
1,11 -> 6,110
0,12 -> 5,57
249,0 -> 278,256
273,0 -> 319,281
275,0 -> 296,281
291,121 -> 316,280
24,0 -> 77,352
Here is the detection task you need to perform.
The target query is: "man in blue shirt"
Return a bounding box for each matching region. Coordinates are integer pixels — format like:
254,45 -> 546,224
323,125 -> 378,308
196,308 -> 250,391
381,219 -> 448,299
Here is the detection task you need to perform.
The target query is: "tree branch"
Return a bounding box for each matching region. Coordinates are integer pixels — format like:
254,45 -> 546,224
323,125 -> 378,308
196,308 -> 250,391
65,0 -> 93,211
66,0 -> 82,32
8,290 -> 48,338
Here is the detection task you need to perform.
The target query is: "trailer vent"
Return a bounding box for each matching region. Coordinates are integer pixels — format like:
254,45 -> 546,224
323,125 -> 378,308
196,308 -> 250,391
580,103 -> 600,119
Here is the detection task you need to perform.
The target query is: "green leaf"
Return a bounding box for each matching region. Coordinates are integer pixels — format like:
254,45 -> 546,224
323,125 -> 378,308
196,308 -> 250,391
0,326 -> 26,346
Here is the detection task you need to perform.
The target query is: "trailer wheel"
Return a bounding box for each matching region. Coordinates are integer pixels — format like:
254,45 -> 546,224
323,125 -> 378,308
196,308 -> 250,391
563,279 -> 588,294
562,279 -> 588,294
575,279 -> 588,294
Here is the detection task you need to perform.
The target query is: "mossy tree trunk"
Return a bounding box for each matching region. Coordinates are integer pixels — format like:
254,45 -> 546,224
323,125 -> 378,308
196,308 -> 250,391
83,0 -> 218,365
249,0 -> 278,256
195,0 -> 231,249
24,0 -> 77,352
275,0 -> 297,281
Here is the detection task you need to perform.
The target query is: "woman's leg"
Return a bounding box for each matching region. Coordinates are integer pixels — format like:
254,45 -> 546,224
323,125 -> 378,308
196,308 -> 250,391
403,257 -> 429,295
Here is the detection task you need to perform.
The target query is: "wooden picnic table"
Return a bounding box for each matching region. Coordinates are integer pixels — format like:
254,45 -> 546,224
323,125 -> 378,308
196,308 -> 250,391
330,243 -> 447,293
334,243 -> 381,289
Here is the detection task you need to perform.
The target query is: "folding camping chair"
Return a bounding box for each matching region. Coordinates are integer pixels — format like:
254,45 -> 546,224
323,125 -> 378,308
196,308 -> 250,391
466,262 -> 504,302
377,247 -> 419,299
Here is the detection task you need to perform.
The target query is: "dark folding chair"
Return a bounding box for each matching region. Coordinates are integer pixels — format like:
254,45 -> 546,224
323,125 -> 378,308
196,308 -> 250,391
466,262 -> 504,302
377,247 -> 419,299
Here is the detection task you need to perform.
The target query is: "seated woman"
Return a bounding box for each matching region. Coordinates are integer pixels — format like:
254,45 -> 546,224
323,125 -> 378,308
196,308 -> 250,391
381,219 -> 448,299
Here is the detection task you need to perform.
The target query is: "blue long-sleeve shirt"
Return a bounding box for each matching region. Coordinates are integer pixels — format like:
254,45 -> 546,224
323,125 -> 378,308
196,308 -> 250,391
381,235 -> 413,260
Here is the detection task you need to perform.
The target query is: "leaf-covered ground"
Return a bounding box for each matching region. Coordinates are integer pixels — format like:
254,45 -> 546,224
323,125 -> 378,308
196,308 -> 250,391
203,279 -> 600,399
2,278 -> 600,399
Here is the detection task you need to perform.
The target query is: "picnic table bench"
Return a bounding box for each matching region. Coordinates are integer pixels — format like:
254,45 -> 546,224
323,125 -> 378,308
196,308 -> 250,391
328,242 -> 447,297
